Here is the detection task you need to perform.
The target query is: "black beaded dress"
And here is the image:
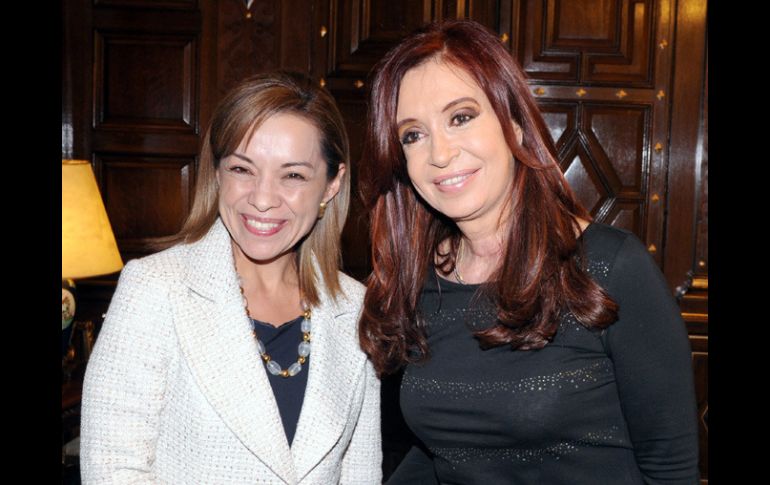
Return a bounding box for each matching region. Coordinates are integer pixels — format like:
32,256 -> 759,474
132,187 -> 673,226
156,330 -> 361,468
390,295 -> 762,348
387,222 -> 699,485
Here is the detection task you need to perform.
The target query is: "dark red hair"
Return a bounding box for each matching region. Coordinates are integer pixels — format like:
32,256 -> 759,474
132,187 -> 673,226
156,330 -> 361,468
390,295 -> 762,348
358,20 -> 618,376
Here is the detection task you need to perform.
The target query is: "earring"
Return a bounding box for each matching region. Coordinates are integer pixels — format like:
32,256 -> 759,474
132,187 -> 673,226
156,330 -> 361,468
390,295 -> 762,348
318,201 -> 327,219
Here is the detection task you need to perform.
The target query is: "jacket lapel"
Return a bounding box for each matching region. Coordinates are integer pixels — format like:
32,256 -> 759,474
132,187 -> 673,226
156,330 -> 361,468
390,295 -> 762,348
290,277 -> 367,482
171,220 -> 297,484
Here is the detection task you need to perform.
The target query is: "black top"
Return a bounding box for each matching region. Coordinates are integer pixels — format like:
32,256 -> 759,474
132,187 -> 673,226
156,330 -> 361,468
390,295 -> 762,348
252,315 -> 309,446
388,222 -> 699,484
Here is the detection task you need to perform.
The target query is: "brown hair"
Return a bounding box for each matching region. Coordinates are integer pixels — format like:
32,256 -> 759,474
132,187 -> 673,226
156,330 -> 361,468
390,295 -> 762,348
358,20 -> 618,376
160,71 -> 351,306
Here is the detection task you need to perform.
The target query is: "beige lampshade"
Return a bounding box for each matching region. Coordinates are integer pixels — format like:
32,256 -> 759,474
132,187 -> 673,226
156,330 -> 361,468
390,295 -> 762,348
62,160 -> 124,279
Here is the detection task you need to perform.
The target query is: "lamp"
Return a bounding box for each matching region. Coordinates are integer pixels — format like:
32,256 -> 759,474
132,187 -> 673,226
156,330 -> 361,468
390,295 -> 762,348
61,159 -> 123,362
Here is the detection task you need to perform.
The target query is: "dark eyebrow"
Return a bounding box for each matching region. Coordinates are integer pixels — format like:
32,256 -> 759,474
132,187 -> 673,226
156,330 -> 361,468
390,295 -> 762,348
281,161 -> 314,170
442,97 -> 479,113
232,153 -> 255,164
396,97 -> 480,130
230,155 -> 313,170
396,118 -> 417,131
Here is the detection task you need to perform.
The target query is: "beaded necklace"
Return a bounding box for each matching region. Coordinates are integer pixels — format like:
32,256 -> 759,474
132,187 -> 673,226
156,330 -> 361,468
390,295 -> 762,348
237,275 -> 311,378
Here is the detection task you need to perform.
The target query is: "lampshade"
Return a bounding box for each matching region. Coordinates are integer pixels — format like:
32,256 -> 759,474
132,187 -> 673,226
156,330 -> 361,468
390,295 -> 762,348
62,159 -> 123,279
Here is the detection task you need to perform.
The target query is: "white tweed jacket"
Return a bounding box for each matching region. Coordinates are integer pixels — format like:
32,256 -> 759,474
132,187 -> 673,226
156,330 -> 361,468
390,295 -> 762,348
80,219 -> 382,484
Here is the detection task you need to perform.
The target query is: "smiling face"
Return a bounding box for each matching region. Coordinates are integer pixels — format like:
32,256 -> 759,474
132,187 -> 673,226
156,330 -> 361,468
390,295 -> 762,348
396,59 -> 521,233
216,113 -> 344,266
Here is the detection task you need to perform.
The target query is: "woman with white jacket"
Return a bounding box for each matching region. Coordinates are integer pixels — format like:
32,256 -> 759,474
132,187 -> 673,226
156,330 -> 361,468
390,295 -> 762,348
80,72 -> 382,484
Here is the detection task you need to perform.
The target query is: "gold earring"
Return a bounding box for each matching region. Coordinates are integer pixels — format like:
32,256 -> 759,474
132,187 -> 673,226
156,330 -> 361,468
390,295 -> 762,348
318,201 -> 327,219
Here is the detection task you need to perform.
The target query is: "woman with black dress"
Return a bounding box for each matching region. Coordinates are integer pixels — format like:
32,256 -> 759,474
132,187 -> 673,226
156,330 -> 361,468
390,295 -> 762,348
358,19 -> 699,484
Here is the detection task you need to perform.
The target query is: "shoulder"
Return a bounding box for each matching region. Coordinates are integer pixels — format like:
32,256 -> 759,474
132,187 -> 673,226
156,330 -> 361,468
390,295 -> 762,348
582,223 -> 657,272
324,272 -> 365,329
318,273 -> 368,360
578,222 -> 645,281
580,223 -> 673,302
336,271 -> 366,304
117,243 -> 189,287
121,218 -> 232,286
580,222 -> 636,255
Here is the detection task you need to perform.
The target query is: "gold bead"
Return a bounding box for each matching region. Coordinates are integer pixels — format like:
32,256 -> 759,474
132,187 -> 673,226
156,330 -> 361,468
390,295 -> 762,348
647,244 -> 657,254
262,354 -> 270,362
354,79 -> 365,89
303,333 -> 311,342
298,356 -> 306,364
320,26 -> 328,38
281,370 -> 289,378
500,32 -> 509,43
303,309 -> 312,319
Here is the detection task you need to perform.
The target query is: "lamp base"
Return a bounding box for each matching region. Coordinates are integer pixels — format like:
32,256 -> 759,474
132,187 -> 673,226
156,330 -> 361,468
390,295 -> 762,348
62,280 -> 76,357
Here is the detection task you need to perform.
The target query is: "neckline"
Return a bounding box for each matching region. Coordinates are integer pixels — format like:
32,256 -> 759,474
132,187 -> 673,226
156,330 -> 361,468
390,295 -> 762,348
578,220 -> 596,241
251,314 -> 304,329
434,220 -> 597,287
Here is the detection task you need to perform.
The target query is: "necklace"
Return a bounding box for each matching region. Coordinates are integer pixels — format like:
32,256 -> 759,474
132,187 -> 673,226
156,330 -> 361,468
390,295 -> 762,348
453,238 -> 466,284
237,275 -> 311,378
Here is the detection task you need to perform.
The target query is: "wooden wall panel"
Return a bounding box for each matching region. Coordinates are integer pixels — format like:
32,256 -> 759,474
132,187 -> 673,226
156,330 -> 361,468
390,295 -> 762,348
326,0 -> 431,87
519,0 -> 655,86
667,0 -> 707,311
549,102 -> 649,235
561,149 -> 606,214
540,104 -> 576,149
94,32 -> 197,132
465,0 -> 499,28
337,98 -> 371,280
62,0 -> 93,160
97,155 -> 194,256
586,106 -> 646,189
216,0 -> 281,98
95,0 -> 198,8
89,6 -> 203,259
512,0 -> 673,267
604,200 -> 642,234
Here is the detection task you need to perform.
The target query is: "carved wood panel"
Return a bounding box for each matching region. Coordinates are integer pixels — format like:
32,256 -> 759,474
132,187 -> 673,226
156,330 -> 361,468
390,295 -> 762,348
510,0 -> 673,267
96,154 -> 195,257
215,0 -> 280,98
324,0 -> 431,86
518,0 -> 655,86
95,0 -> 197,8
540,101 -> 649,234
94,31 -> 198,132
81,3 -> 209,261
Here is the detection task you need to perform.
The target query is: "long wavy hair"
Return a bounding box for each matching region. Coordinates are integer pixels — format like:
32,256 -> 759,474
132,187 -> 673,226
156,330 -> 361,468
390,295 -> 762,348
158,71 -> 351,306
358,20 -> 618,376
